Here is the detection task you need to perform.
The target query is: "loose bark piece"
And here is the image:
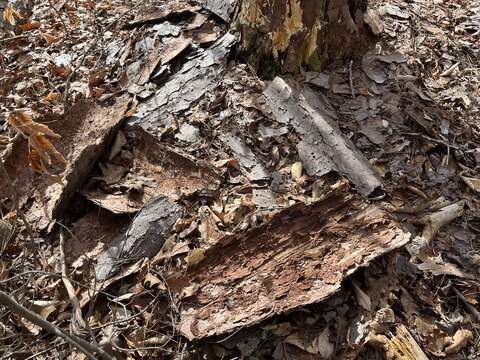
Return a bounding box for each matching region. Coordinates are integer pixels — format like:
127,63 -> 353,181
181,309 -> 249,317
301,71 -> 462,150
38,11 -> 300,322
84,127 -> 222,213
171,191 -> 410,339
196,0 -> 236,22
1,97 -> 129,232
220,133 -> 269,181
95,196 -> 184,281
126,1 -> 201,27
263,77 -> 381,196
128,33 -> 236,138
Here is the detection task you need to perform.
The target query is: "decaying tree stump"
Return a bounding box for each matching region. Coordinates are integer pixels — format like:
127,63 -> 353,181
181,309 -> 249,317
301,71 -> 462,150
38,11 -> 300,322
236,0 -> 368,73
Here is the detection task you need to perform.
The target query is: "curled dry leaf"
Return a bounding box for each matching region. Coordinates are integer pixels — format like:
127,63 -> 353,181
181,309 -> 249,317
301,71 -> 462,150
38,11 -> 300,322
7,112 -> 67,175
3,5 -> 23,26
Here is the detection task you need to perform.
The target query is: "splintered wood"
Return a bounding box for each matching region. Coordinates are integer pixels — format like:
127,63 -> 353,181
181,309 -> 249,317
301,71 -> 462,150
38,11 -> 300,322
171,191 -> 411,339
1,97 -> 129,231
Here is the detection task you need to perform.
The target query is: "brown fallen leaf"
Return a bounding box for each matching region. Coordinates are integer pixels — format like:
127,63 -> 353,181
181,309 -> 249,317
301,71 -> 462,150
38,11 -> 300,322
8,112 -> 67,174
3,5 -> 23,26
445,329 -> 473,354
20,21 -> 41,31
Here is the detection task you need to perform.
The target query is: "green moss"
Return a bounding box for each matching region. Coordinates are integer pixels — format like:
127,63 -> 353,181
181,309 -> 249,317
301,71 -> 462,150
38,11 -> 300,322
307,51 -> 323,72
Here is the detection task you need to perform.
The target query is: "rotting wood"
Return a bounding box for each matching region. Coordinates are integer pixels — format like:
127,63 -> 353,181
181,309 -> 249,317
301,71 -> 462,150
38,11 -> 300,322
236,0 -> 368,72
263,77 -> 381,196
128,32 -> 236,138
95,196 -> 184,281
1,96 -> 129,232
385,324 -> 430,360
84,127 -> 222,214
170,190 -> 410,339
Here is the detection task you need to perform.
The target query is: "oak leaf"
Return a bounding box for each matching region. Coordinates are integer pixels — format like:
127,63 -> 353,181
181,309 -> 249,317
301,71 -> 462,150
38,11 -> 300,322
7,112 -> 67,175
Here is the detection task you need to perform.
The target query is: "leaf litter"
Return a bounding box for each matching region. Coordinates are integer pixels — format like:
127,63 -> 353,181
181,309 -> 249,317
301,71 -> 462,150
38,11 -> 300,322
1,0 -> 480,358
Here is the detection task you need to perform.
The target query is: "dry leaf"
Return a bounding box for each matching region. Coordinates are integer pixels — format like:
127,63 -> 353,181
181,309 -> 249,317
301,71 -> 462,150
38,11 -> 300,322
20,21 -> 41,31
29,147 -> 47,174
286,328 -> 334,357
8,112 -> 67,174
3,6 -> 22,26
291,161 -> 303,180
29,133 -> 67,165
186,248 -> 206,267
445,329 -> 473,354
42,91 -> 61,103
41,33 -> 59,45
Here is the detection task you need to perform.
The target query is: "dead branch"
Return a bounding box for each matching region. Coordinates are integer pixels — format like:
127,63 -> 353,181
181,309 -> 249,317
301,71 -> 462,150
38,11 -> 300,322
0,290 -> 114,360
418,200 -> 465,243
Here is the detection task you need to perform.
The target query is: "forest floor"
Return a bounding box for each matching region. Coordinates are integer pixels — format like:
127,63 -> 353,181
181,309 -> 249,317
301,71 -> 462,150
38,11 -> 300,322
1,0 -> 479,359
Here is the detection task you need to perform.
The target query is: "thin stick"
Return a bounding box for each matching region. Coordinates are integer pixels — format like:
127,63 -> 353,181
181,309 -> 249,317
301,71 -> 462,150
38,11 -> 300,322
0,290 -> 112,360
0,34 -> 28,44
349,59 -> 355,98
59,229 -> 87,335
46,0 -> 69,33
452,287 -> 480,322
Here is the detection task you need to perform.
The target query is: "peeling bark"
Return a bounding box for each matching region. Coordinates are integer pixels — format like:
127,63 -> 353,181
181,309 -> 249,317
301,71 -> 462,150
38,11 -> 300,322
236,0 -> 368,72
95,196 -> 184,281
263,77 -> 381,196
128,33 -> 236,139
196,0 -> 237,22
220,133 -> 269,181
171,190 -> 410,339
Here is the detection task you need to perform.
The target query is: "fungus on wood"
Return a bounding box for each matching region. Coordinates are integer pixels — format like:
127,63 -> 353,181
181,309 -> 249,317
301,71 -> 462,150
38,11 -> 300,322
235,0 -> 369,73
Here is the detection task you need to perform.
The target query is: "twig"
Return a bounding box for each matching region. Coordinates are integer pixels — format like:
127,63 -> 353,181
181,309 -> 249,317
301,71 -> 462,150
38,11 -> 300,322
349,59 -> 355,98
452,287 -> 480,322
0,34 -> 28,43
46,0 -> 69,33
0,290 -> 113,360
405,132 -> 460,150
59,229 -> 87,335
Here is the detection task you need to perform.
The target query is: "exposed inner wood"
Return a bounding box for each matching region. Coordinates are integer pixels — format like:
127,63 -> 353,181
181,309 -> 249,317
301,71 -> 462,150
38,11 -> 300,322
237,0 -> 368,72
170,190 -> 410,339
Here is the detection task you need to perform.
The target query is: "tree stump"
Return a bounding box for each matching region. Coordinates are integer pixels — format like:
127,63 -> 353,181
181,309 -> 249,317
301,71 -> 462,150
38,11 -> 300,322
236,0 -> 368,73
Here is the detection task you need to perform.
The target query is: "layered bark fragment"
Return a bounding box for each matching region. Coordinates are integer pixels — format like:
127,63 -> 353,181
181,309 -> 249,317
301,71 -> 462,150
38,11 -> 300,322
84,127 -> 222,214
95,196 -> 184,281
1,97 -> 129,231
263,77 -> 381,195
196,0 -> 237,22
171,191 -> 410,339
128,33 -> 236,138
126,1 -> 201,27
220,133 -> 269,181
